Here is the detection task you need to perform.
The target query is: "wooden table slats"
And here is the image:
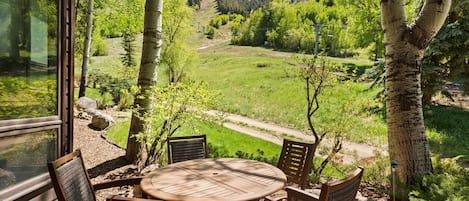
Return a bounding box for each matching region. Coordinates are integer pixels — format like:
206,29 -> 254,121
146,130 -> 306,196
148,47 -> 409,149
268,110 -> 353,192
141,158 -> 287,201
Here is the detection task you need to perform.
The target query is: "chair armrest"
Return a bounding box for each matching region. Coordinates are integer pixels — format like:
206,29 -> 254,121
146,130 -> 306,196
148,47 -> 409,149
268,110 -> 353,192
94,177 -> 144,190
106,195 -> 161,201
264,189 -> 287,201
285,186 -> 319,201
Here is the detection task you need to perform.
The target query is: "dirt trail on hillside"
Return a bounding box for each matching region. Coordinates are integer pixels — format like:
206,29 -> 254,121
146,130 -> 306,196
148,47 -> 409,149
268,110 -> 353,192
195,0 -> 232,50
205,110 -> 387,164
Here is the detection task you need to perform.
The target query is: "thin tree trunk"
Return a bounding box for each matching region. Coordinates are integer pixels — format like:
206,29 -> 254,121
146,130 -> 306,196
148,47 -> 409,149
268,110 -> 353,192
78,0 -> 93,98
381,0 -> 451,199
9,0 -> 21,61
126,0 -> 164,165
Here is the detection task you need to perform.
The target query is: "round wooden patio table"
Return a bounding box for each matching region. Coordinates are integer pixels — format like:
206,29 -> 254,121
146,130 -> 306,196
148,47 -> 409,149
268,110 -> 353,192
140,158 -> 287,201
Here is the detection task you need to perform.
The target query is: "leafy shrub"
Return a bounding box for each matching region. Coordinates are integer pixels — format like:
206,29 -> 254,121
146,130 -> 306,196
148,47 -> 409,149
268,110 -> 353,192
209,17 -> 222,28
361,152 -> 390,191
207,142 -> 230,158
187,0 -> 201,7
216,0 -> 270,16
92,35 -> 109,56
89,71 -> 134,105
206,25 -> 216,39
409,156 -> 469,201
97,92 -> 114,109
256,62 -> 271,68
137,81 -> 219,166
207,143 -> 278,165
117,89 -> 134,111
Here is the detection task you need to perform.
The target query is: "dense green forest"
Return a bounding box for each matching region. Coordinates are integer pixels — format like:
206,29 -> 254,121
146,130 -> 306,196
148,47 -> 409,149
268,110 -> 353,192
216,0 -> 271,16
211,0 -> 468,100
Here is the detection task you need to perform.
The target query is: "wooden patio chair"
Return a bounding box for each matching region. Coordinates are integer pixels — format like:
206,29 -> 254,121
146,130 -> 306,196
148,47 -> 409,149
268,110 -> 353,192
285,167 -> 364,201
167,134 -> 208,164
265,139 -> 315,201
277,139 -> 315,189
47,149 -> 158,201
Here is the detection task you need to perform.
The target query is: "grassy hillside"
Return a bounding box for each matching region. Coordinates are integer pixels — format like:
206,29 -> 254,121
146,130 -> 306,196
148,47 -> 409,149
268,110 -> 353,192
189,47 -> 387,146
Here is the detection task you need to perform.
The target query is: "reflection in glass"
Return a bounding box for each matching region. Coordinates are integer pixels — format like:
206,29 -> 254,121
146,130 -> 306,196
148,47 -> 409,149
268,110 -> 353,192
0,0 -> 58,120
0,129 -> 57,191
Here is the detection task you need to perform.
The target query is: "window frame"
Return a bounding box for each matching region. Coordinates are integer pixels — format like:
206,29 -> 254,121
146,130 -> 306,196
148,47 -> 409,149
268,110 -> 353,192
0,0 -> 74,199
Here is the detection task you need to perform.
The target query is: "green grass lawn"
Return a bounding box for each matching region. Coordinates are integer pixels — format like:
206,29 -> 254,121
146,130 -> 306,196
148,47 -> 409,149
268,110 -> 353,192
107,119 -> 281,158
74,87 -> 101,101
105,119 -> 345,178
189,51 -> 387,146
425,106 -> 469,163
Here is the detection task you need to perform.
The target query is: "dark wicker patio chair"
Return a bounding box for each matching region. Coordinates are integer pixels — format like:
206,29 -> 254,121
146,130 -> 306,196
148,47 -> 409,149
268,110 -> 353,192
265,139 -> 315,201
285,167 -> 364,201
47,149 -> 158,201
167,134 -> 208,164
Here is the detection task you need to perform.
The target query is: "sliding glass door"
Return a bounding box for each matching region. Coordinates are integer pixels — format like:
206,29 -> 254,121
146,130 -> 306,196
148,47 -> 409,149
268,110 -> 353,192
0,0 -> 74,199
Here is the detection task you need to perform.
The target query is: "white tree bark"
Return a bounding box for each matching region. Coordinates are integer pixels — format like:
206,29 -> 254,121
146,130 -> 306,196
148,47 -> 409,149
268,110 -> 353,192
381,0 -> 451,197
126,0 -> 164,165
78,0 -> 93,98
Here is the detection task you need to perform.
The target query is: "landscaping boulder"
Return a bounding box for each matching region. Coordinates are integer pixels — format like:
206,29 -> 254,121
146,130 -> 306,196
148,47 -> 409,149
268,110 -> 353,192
0,168 -> 16,189
77,97 -> 98,111
91,112 -> 114,130
85,108 -> 100,116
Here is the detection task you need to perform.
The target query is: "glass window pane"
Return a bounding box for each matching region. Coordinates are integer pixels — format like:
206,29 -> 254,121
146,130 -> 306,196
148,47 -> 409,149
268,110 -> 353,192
0,129 -> 57,191
0,0 -> 58,120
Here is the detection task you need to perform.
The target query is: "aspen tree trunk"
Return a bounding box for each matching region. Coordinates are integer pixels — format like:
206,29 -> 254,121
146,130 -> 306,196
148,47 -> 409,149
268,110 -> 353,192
9,0 -> 21,60
381,0 -> 451,199
126,0 -> 164,165
78,0 -> 93,98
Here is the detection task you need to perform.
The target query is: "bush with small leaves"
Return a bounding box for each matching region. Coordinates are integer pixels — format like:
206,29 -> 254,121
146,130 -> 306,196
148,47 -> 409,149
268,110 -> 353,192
409,156 -> 469,201
92,35 -> 109,56
206,25 -> 216,39
117,89 -> 134,111
97,92 -> 114,109
90,71 -> 133,105
208,143 -> 278,165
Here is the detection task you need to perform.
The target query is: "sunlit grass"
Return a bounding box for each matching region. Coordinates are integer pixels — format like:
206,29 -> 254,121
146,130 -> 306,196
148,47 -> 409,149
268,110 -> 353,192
106,119 -> 281,158
73,87 -> 101,101
424,106 -> 469,162
189,52 -> 387,146
105,119 -> 345,178
106,121 -> 130,147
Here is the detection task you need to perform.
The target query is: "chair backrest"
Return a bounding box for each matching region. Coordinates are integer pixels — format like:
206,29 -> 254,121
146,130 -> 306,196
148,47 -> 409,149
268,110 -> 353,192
286,167 -> 364,201
48,149 -> 96,201
277,139 -> 315,189
167,135 -> 208,164
318,167 -> 364,201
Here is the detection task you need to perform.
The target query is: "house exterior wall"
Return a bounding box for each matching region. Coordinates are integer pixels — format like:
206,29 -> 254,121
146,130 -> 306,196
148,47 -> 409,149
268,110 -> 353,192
0,0 -> 74,200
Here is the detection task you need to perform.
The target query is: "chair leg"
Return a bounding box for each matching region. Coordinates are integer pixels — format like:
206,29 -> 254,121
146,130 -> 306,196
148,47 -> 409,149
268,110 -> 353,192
133,185 -> 143,198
